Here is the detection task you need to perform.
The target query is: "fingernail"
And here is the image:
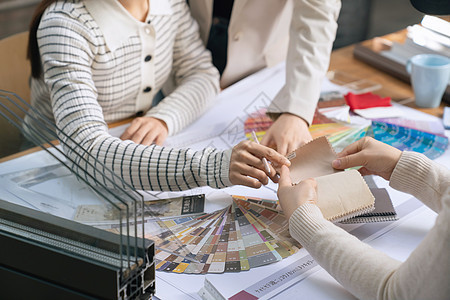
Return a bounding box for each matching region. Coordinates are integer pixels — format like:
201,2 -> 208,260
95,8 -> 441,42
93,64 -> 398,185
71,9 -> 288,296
284,159 -> 291,166
332,159 -> 340,168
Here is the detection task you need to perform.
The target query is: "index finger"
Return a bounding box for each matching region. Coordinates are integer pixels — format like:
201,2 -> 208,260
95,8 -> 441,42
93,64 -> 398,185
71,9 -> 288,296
278,165 -> 292,188
249,143 -> 291,167
276,141 -> 288,157
120,120 -> 141,140
260,132 -> 271,146
336,138 -> 364,158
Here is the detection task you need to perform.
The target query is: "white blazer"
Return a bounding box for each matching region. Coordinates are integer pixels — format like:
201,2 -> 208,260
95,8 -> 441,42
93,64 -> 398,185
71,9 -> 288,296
188,0 -> 341,124
189,0 -> 293,88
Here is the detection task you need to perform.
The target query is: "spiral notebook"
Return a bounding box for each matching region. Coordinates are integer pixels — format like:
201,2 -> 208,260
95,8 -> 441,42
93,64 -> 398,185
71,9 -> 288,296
288,136 -> 375,223
341,188 -> 397,224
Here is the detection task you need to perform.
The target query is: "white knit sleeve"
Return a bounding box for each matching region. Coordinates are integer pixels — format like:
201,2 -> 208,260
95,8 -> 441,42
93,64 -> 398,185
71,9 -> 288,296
390,151 -> 450,212
289,176 -> 450,299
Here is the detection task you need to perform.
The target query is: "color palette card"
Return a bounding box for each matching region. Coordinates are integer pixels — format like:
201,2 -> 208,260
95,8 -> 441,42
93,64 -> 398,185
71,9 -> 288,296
154,196 -> 301,274
243,108 -> 369,152
372,118 -> 446,137
371,120 -> 449,159
244,108 -> 336,140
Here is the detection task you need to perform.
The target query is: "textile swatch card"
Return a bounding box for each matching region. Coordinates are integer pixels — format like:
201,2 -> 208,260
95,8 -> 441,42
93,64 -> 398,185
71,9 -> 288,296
155,137 -> 375,274
288,136 -> 375,222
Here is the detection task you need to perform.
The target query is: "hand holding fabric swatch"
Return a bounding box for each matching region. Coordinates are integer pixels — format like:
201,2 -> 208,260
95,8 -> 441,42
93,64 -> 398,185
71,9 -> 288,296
287,136 -> 375,222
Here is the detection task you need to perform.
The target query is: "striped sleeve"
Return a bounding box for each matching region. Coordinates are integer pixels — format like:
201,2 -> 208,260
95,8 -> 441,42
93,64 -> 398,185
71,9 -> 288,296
38,7 -> 232,191
144,0 -> 220,135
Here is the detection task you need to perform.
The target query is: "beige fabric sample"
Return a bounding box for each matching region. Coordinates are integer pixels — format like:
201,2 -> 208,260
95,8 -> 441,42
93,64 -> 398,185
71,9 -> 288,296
288,136 -> 374,222
315,170 -> 375,222
288,136 -> 339,182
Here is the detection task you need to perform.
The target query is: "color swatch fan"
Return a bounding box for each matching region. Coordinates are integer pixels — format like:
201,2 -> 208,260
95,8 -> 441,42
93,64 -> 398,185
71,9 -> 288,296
154,196 -> 300,274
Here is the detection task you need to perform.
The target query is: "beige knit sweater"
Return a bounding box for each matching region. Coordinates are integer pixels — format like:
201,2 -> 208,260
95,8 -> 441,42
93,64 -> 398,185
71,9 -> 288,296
289,151 -> 450,299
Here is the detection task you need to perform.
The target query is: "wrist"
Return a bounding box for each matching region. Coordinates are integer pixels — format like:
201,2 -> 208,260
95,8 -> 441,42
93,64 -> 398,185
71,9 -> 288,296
288,203 -> 326,247
153,118 -> 168,130
386,149 -> 402,180
280,113 -> 309,127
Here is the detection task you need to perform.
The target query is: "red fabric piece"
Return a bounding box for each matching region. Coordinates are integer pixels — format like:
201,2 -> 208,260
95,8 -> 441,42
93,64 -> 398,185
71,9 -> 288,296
344,92 -> 391,110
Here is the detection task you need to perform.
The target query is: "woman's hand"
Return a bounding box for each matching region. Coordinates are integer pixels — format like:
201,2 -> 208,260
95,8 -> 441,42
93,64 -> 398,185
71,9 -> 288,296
229,140 -> 291,188
277,165 -> 317,219
120,117 -> 168,146
332,137 -> 402,181
261,113 -> 312,155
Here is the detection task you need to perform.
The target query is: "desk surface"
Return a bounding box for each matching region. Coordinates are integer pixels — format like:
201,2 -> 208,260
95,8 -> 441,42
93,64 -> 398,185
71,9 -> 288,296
0,29 -> 449,300
329,30 -> 446,118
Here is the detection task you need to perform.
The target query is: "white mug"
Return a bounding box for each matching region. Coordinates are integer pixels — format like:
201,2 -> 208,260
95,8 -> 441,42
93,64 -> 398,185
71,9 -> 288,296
406,54 -> 450,108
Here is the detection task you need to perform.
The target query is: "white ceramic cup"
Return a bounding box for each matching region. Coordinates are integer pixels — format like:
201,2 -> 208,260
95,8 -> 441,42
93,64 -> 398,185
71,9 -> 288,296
406,54 -> 450,108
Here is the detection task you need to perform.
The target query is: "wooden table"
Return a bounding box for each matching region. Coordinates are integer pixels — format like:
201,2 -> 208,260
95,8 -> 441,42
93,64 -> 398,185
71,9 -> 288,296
329,30 -> 446,118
